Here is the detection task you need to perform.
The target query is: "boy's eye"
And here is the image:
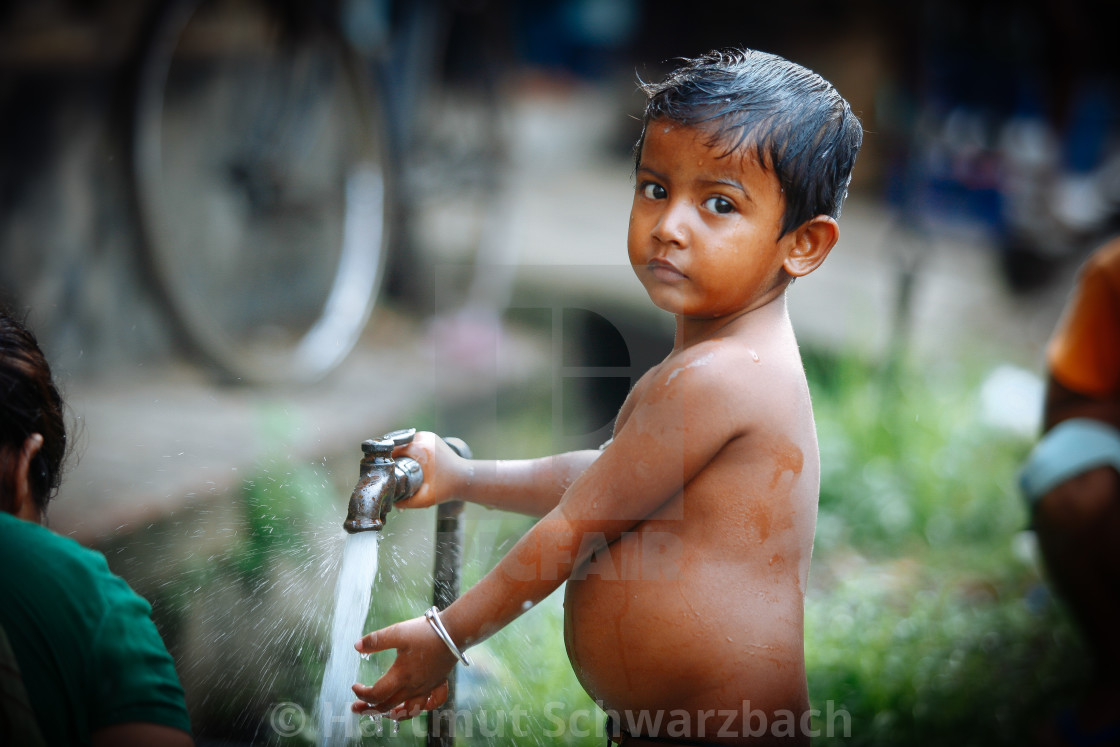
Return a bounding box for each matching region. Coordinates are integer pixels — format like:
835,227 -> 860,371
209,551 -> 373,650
640,182 -> 667,200
703,196 -> 735,214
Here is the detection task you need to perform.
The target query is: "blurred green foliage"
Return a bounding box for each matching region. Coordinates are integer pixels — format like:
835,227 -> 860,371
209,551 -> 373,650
802,351 -> 1085,746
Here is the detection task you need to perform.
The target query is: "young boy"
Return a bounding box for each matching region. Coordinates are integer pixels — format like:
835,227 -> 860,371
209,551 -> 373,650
351,48 -> 862,744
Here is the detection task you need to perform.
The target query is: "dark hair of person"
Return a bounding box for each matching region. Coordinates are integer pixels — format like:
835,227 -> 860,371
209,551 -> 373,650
635,48 -> 864,237
0,309 -> 67,514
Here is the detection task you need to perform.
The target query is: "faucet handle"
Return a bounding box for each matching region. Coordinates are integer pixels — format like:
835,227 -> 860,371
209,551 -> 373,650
382,428 -> 417,447
361,429 -> 415,459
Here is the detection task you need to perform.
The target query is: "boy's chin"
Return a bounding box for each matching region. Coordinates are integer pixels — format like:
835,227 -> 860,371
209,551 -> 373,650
643,290 -> 713,318
643,292 -> 686,316
636,279 -> 684,313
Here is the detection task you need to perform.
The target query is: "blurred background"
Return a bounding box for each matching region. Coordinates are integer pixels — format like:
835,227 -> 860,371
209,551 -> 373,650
2,0 -> 1120,744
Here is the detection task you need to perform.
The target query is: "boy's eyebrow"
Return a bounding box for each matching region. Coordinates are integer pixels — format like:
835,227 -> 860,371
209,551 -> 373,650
702,177 -> 748,195
637,167 -> 751,198
700,176 -> 755,205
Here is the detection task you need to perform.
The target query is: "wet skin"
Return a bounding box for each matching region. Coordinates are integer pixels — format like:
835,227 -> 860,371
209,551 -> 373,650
352,121 -> 838,744
563,323 -> 820,740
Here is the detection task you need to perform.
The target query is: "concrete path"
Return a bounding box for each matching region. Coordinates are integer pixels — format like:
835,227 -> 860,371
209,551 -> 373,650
53,311 -> 548,543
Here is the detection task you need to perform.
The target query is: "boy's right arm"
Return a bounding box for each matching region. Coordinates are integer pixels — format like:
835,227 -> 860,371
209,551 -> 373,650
393,431 -> 600,517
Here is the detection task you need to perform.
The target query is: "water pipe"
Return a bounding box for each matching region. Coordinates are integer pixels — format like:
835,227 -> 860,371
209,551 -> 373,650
342,428 -> 471,747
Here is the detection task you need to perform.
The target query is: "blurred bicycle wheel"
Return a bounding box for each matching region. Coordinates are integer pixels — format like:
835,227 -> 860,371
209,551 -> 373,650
129,0 -> 393,384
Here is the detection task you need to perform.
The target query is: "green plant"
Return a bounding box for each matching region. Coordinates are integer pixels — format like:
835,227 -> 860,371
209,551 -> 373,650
803,351 -> 1086,745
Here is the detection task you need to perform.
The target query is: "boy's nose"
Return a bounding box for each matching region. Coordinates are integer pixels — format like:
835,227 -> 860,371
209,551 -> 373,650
651,200 -> 691,246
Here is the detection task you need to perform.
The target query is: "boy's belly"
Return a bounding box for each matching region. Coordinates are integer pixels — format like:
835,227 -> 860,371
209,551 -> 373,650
562,528 -> 808,738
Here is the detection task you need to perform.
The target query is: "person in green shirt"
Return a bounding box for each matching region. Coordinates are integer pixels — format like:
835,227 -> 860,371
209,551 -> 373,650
0,308 -> 193,747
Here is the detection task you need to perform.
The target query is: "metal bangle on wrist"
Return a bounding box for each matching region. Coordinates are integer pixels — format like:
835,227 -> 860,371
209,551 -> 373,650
424,606 -> 472,666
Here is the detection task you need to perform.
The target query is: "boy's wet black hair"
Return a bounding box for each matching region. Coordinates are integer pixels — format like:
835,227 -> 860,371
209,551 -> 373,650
636,48 -> 863,237
0,309 -> 67,515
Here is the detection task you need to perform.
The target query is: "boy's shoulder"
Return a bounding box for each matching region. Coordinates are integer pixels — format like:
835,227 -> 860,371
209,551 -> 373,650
660,332 -> 801,383
639,334 -> 805,419
616,334 -> 808,458
660,338 -> 754,383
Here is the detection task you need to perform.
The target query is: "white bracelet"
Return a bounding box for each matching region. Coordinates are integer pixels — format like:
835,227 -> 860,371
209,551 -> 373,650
424,606 -> 472,666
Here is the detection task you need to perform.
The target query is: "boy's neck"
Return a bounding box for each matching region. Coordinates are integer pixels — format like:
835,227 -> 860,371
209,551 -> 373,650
673,287 -> 789,349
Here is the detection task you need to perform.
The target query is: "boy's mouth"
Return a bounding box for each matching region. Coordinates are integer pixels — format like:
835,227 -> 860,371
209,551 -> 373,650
647,257 -> 686,281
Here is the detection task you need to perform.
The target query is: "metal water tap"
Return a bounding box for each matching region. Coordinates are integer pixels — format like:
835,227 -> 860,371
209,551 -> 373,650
343,428 -> 424,532
343,428 -> 472,533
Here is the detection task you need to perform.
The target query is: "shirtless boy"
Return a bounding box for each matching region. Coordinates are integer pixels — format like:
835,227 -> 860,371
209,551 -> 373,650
351,48 -> 862,744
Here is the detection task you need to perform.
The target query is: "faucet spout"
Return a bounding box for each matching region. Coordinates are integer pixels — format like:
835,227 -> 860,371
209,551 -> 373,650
343,429 -> 423,533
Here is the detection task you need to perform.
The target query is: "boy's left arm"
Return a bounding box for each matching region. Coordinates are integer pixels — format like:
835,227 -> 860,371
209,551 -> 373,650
352,346 -> 752,717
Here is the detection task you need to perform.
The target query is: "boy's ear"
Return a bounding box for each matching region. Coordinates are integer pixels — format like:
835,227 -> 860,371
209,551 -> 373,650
782,216 -> 839,278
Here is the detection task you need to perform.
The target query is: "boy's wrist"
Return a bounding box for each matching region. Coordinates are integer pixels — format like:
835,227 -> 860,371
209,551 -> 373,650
424,606 -> 471,666
434,601 -> 476,655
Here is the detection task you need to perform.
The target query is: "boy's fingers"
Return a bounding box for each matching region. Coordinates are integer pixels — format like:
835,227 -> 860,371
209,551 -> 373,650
352,683 -> 405,715
392,431 -> 433,462
351,680 -> 448,718
352,695 -> 391,715
392,491 -> 424,509
351,673 -> 405,713
389,682 -> 449,720
355,624 -> 397,654
351,671 -> 404,708
351,682 -> 376,708
390,436 -> 435,509
426,682 -> 449,711
389,692 -> 434,721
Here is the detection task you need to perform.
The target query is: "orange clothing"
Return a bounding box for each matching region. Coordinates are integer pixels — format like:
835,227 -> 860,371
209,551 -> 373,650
1047,237 -> 1120,398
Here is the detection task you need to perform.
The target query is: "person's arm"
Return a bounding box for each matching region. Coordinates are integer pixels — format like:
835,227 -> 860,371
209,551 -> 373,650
352,345 -> 748,718
1043,246 -> 1120,432
393,431 -> 601,517
92,723 -> 193,747
1044,375 -> 1120,432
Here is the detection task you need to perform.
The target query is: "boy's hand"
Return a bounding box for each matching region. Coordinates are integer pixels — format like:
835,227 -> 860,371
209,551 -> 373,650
392,431 -> 468,509
350,617 -> 457,720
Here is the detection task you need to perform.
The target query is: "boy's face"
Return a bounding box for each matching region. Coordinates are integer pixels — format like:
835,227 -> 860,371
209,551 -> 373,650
628,120 -> 795,319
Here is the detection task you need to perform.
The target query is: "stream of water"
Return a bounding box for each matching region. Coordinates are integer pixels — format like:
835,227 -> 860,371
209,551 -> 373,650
317,530 -> 381,746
